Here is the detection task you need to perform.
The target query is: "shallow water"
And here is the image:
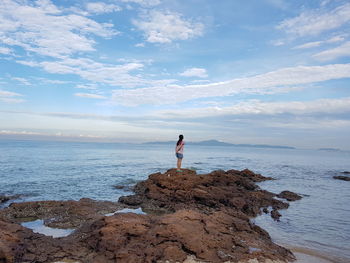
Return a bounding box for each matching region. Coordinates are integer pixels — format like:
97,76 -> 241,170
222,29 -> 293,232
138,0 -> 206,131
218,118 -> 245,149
21,219 -> 75,238
1,140 -> 349,261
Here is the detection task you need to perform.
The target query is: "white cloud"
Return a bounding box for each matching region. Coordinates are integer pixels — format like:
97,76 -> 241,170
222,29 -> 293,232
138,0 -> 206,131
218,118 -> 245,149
120,0 -> 161,7
17,57 -> 176,88
0,129 -> 105,139
293,35 -> 345,49
180,67 -> 208,78
18,57 -> 145,88
294,41 -> 322,49
37,78 -> 70,84
74,93 -> 106,99
153,97 -> 350,119
112,63 -> 350,106
271,40 -> 285,46
0,89 -> 24,103
0,46 -> 13,55
75,84 -> 98,90
0,0 -> 117,58
0,130 -> 42,135
0,90 -> 22,97
11,77 -> 31,85
86,2 -> 121,14
278,3 -> 350,37
133,10 -> 204,43
313,41 -> 350,61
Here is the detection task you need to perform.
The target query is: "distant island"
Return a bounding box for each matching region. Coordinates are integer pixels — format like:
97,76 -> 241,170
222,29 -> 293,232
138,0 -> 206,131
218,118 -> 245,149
144,139 -> 295,149
318,148 -> 342,152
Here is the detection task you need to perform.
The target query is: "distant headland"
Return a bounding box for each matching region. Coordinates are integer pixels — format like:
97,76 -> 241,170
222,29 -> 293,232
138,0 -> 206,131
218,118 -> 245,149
144,139 -> 295,149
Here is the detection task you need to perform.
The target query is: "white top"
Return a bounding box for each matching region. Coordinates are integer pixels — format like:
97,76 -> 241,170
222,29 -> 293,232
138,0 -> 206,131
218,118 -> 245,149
175,141 -> 185,154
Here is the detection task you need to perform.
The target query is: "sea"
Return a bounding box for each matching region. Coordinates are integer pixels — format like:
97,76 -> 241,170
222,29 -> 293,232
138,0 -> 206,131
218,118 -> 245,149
0,139 -> 349,263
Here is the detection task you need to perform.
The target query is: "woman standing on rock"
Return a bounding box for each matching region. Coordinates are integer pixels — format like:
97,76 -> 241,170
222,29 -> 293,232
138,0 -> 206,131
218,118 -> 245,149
175,134 -> 185,172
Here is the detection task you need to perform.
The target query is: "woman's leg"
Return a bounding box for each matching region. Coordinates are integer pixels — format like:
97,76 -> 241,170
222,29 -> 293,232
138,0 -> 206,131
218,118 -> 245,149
177,158 -> 182,170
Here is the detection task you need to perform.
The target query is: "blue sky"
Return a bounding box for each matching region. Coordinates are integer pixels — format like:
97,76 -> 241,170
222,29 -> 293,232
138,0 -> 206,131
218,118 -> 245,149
1,0 -> 350,149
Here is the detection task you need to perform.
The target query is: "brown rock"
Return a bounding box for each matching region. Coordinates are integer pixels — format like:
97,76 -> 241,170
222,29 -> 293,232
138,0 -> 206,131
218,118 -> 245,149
271,209 -> 282,221
1,198 -> 123,228
122,168 -> 287,218
333,175 -> 350,181
78,209 -> 294,263
277,191 -> 302,201
0,168 -> 296,263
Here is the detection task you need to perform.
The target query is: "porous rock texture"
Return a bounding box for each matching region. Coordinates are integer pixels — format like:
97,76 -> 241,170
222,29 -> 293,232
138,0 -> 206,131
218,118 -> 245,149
0,169 -> 301,263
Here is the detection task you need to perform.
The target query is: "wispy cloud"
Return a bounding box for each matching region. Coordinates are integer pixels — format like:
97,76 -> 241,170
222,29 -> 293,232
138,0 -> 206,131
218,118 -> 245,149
120,0 -> 161,7
313,41 -> 350,61
75,84 -> 98,90
277,2 -> 350,37
180,67 -> 208,78
293,35 -> 346,49
133,10 -> 204,43
0,0 -> 118,58
0,129 -> 105,139
11,77 -> 31,86
153,97 -> 350,119
0,89 -> 24,103
17,57 -> 177,88
0,46 -> 13,55
74,93 -> 107,99
112,63 -> 350,105
85,2 -> 121,14
18,57 -> 146,88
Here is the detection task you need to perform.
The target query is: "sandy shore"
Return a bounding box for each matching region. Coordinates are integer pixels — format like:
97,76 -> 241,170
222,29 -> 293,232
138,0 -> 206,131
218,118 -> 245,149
289,246 -> 344,263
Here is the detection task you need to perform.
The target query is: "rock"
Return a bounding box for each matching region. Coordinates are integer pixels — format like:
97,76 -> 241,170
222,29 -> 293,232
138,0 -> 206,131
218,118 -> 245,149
232,169 -> 274,182
0,196 -> 10,204
118,195 -> 143,206
0,195 -> 19,204
78,209 -> 294,263
271,209 -> 282,221
341,171 -> 350,174
0,198 -> 123,228
333,175 -> 350,181
124,168 -> 286,217
113,184 -> 134,191
277,191 -> 302,201
0,168 -> 296,263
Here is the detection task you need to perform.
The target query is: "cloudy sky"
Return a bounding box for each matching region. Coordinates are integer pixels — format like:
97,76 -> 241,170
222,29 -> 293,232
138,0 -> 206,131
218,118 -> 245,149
0,0 -> 350,149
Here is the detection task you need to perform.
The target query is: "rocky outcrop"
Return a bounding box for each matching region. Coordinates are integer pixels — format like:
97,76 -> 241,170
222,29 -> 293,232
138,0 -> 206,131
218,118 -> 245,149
0,168 -> 300,263
0,195 -> 19,205
120,169 -> 288,218
78,209 -> 294,263
333,175 -> 350,181
1,198 -> 123,228
277,191 -> 302,201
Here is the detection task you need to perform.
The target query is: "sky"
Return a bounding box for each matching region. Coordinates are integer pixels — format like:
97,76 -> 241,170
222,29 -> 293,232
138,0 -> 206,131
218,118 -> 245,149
0,0 -> 350,149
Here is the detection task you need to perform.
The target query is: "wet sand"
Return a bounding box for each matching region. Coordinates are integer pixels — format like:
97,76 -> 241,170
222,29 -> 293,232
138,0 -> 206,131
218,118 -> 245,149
289,246 -> 346,263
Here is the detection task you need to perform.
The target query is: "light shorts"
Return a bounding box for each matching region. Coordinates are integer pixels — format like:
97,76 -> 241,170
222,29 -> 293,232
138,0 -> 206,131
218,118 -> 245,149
176,153 -> 183,159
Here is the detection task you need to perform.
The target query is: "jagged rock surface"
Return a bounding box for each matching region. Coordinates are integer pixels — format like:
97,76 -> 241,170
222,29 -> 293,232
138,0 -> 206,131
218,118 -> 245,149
0,169 -> 299,263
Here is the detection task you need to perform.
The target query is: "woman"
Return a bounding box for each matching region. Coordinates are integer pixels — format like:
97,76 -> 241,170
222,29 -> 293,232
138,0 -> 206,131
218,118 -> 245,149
175,134 -> 185,172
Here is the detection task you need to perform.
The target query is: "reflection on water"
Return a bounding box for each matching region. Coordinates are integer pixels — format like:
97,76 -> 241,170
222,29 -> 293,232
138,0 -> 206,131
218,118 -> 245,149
105,207 -> 146,216
21,219 -> 75,238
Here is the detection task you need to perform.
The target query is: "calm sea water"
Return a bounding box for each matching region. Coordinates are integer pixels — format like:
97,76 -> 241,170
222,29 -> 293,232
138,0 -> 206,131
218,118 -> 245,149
1,140 -> 349,262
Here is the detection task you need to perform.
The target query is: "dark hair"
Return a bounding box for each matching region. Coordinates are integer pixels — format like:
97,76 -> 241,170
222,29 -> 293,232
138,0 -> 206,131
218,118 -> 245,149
176,134 -> 184,146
